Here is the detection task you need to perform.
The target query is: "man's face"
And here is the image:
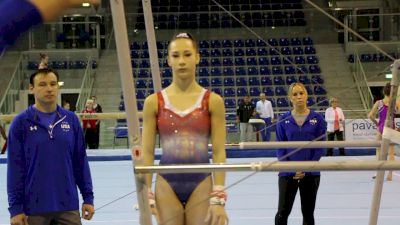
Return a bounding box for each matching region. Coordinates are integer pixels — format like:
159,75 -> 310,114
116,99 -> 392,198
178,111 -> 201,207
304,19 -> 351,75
260,94 -> 266,101
244,96 -> 250,103
29,72 -> 59,107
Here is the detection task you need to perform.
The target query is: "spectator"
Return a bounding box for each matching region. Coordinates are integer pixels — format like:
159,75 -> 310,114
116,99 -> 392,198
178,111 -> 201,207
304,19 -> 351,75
91,95 -> 102,148
325,97 -> 345,156
255,93 -> 274,141
62,100 -> 71,111
236,95 -> 255,142
82,99 -> 99,149
275,82 -> 326,225
38,53 -> 49,69
7,68 -> 94,225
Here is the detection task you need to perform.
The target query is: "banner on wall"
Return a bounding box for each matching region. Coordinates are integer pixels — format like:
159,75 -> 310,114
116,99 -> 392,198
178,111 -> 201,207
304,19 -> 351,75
344,118 -> 400,141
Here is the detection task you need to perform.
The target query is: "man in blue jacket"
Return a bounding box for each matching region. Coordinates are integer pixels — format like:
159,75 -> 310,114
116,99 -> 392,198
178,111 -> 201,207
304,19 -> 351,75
7,68 -> 94,225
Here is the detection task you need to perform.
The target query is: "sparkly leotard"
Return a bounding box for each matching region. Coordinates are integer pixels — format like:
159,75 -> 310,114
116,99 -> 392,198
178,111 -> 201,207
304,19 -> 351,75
157,88 -> 211,204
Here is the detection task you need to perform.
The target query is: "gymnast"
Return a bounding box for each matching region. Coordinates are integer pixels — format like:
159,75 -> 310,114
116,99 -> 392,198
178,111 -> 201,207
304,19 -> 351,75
142,32 -> 228,225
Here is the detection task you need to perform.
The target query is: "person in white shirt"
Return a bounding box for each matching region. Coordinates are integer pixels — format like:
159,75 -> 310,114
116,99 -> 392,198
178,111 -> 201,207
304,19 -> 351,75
255,93 -> 274,141
325,97 -> 345,156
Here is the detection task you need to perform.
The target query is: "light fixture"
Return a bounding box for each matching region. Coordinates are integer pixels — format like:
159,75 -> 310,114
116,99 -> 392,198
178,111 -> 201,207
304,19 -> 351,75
58,81 -> 65,86
386,74 -> 392,79
82,3 -> 90,7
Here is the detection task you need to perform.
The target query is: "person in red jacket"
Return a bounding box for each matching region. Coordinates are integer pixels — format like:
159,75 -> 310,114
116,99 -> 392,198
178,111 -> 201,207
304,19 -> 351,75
82,99 -> 99,149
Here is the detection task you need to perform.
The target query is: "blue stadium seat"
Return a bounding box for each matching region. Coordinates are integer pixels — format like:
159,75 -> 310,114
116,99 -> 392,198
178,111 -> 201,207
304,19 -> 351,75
136,79 -> 147,88
271,56 -> 282,65
198,68 -> 209,77
199,40 -> 209,48
247,67 -> 258,75
246,48 -> 257,56
267,98 -> 276,107
235,67 -> 247,76
247,57 -> 258,66
212,88 -> 223,96
248,77 -> 260,86
275,86 -> 287,95
199,78 -> 210,87
233,40 -> 244,47
281,47 -> 292,55
137,101 -> 144,110
285,66 -> 296,74
235,58 -> 245,66
211,77 -> 223,86
211,49 -> 221,57
348,54 -> 355,63
234,49 -> 245,56
140,50 -> 149,58
261,76 -> 272,85
299,75 -> 310,84
307,97 -> 315,107
306,55 -> 319,64
131,60 -> 138,68
282,56 -> 293,64
199,49 -> 209,57
290,37 -> 302,46
118,100 -> 125,111
222,48 -> 233,56
314,85 -> 327,95
297,65 -> 308,74
131,50 -> 139,58
199,58 -> 209,67
130,42 -> 140,50
210,67 -> 222,76
224,98 -> 237,108
245,39 -> 255,47
156,41 -> 164,49
256,39 -> 267,47
237,87 -> 248,96
161,79 -> 172,88
147,80 -> 153,88
279,38 -> 290,46
295,56 -> 305,64
268,38 -> 279,46
303,37 -> 313,45
27,61 -> 39,70
292,46 -> 304,54
222,40 -> 232,47
286,75 -> 297,84
269,47 -> 280,55
272,66 -> 283,75
250,87 -> 261,97
257,48 -> 268,56
260,67 -> 271,75
274,77 -> 285,85
305,46 -> 316,54
259,57 -> 269,65
305,85 -> 313,95
236,77 -> 247,86
210,40 -> 221,48
311,75 -> 324,84
136,90 -> 147,99
223,67 -> 234,76
138,69 -> 150,78
211,58 -> 221,66
262,87 -> 274,96
140,60 -> 150,68
224,78 -> 235,86
223,58 -> 233,66
309,65 -> 321,74
277,98 -> 289,107
224,88 -> 235,97
317,96 -> 329,106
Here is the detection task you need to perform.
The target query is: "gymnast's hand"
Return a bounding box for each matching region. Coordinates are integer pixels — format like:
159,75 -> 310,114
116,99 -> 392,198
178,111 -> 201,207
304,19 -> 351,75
293,171 -> 305,180
205,205 -> 229,225
148,189 -> 161,223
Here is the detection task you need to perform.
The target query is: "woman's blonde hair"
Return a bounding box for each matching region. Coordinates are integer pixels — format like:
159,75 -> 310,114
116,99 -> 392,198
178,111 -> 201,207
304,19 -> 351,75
288,82 -> 307,96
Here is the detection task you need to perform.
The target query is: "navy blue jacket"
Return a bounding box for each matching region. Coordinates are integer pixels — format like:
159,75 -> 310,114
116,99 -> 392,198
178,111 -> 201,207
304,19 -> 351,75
0,0 -> 42,53
276,110 -> 326,176
7,106 -> 93,217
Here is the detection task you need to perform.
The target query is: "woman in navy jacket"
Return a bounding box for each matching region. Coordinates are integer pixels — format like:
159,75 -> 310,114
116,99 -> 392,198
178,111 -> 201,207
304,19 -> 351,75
275,82 -> 326,225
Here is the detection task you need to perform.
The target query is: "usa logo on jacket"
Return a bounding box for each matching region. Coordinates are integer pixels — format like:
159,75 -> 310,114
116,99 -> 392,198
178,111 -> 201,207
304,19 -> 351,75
61,121 -> 71,132
309,118 -> 318,125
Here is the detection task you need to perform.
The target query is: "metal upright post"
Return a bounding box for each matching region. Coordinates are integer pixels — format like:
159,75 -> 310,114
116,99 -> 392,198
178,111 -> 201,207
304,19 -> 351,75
109,0 -> 152,224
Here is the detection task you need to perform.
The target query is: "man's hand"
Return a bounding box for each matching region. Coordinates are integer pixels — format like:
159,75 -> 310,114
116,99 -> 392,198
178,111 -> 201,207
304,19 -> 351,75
82,204 -> 95,220
293,171 -> 305,180
10,213 -> 28,225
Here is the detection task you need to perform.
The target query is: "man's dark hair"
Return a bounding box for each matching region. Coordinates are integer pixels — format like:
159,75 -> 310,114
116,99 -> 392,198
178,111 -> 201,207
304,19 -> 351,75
383,82 -> 391,96
29,68 -> 59,86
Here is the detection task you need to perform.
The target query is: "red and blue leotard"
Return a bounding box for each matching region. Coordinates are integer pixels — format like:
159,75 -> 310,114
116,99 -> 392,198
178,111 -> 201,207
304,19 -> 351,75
156,88 -> 211,204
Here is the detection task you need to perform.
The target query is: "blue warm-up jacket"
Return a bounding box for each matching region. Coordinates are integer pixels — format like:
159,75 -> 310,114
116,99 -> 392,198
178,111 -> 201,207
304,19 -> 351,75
276,110 -> 327,177
7,105 -> 93,217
